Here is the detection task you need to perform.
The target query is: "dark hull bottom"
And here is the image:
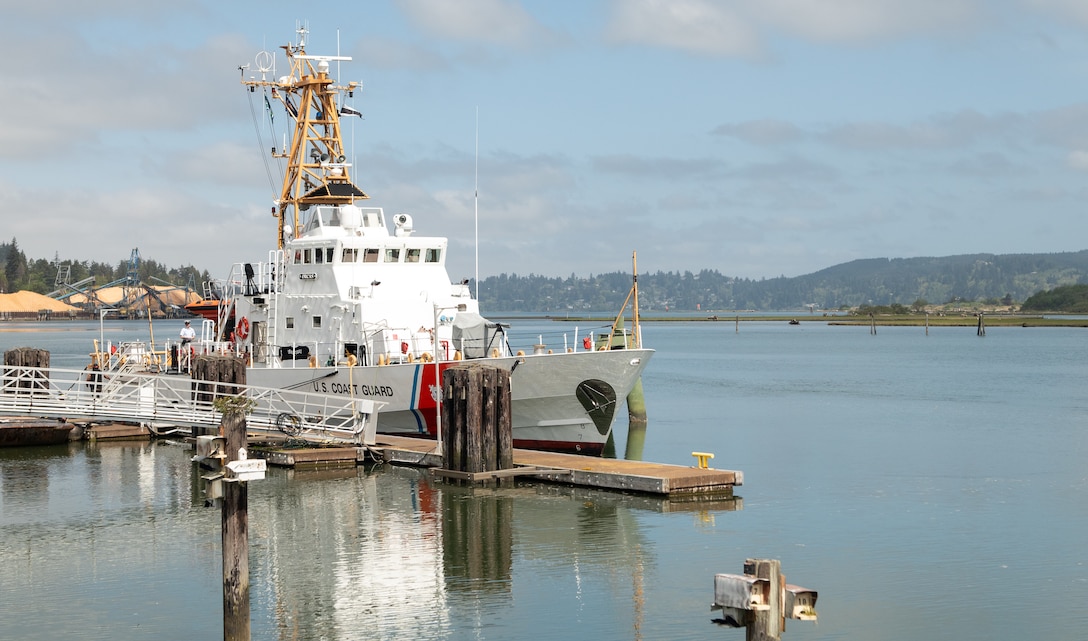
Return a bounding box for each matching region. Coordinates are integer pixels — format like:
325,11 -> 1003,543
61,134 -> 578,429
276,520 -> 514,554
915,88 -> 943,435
0,420 -> 75,447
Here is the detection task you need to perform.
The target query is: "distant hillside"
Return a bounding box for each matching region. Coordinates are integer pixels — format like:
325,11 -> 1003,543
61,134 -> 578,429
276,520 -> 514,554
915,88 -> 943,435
6,238 -> 1086,314
1021,284 -> 1088,313
476,251 -> 1088,312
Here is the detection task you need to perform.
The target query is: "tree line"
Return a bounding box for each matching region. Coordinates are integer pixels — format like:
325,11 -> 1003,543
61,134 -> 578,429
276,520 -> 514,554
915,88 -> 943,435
1,238 -> 210,295
5,238 -> 1087,312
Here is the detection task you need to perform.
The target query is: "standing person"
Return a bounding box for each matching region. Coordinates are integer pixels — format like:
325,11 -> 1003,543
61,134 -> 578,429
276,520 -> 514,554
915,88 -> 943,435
180,320 -> 196,344
178,319 -> 196,373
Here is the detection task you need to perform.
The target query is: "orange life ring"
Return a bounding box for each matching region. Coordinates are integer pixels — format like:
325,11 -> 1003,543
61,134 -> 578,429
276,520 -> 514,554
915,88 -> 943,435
236,317 -> 250,340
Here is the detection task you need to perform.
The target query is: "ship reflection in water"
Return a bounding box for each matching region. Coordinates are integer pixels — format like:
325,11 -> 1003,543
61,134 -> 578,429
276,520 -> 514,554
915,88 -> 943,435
252,461 -> 739,640
0,441 -> 740,641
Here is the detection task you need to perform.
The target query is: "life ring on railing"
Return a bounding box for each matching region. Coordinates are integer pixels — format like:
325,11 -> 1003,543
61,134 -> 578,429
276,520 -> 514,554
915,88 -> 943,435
582,336 -> 592,350
401,341 -> 409,354
236,317 -> 250,340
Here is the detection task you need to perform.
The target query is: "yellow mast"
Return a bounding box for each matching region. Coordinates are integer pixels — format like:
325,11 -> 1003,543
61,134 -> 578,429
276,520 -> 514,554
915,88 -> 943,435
241,30 -> 368,248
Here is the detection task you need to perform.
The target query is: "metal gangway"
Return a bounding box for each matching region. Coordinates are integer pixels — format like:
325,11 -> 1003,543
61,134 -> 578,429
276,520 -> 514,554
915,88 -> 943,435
0,365 -> 382,445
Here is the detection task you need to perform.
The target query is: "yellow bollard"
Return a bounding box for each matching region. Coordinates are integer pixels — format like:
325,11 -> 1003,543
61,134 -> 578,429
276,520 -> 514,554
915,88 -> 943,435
692,451 -> 714,469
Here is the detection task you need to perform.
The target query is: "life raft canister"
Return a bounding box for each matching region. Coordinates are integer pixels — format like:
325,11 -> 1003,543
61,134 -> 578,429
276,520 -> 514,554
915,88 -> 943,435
583,336 -> 592,350
236,317 -> 250,340
401,341 -> 409,354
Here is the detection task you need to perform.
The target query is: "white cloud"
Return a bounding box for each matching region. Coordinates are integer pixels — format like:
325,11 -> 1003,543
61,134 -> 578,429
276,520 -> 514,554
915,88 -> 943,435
1066,150 -> 1088,171
1024,0 -> 1088,26
605,0 -> 763,57
605,0 -> 984,57
395,0 -> 556,47
713,119 -> 805,145
750,0 -> 982,44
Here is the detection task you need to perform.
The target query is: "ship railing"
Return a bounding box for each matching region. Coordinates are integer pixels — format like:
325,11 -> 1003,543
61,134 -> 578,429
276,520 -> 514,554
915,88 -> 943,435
0,365 -> 382,445
221,258 -> 280,299
502,324 -> 631,355
98,339 -> 238,376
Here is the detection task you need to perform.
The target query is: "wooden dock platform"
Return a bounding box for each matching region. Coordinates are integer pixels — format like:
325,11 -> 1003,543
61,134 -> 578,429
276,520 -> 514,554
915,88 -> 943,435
250,434 -> 741,498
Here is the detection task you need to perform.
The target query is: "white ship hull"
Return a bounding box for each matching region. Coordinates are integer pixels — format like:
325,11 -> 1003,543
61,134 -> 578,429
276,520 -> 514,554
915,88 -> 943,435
245,348 -> 652,455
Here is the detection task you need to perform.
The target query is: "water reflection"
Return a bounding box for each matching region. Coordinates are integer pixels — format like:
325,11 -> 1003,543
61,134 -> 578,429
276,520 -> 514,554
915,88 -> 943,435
247,464 -> 740,640
0,442 -> 742,641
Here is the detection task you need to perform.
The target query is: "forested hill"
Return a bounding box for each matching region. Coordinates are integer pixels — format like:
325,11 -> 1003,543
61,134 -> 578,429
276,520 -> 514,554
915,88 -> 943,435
475,251 -> 1088,312
5,237 -> 1086,313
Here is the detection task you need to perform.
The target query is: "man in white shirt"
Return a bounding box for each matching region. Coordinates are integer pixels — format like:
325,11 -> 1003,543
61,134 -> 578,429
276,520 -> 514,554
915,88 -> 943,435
180,320 -> 196,344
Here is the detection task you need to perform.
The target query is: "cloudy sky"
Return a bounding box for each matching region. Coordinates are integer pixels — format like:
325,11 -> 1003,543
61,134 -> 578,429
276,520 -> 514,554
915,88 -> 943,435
5,0 -> 1088,282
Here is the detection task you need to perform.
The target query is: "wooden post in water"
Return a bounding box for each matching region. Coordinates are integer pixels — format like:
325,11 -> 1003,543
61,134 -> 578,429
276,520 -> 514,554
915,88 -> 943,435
441,363 -> 513,485
977,313 -> 986,337
869,313 -> 876,335
925,312 -> 929,336
744,558 -> 783,641
221,409 -> 250,641
191,356 -> 253,640
193,355 -> 247,434
3,348 -> 50,393
712,558 -> 818,640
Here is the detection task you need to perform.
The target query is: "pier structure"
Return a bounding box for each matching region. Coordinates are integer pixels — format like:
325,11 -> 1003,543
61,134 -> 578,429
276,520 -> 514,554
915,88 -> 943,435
2,351 -> 741,499
0,361 -> 380,445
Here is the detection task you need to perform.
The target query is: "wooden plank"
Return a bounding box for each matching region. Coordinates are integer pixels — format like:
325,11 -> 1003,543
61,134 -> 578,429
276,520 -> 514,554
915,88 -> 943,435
480,366 -> 497,473
496,370 -> 513,471
255,447 -> 358,468
369,434 -> 741,497
431,466 -> 573,482
87,423 -> 151,441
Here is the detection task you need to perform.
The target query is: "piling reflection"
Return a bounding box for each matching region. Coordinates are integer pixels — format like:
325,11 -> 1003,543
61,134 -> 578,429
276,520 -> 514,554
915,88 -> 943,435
441,487 -> 513,592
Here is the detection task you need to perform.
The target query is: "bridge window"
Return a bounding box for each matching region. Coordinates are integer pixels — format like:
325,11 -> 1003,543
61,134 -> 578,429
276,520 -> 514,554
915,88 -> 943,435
363,248 -> 379,263
303,249 -> 312,264
406,248 -> 420,263
315,248 -> 324,264
385,248 -> 400,263
425,248 -> 441,263
342,248 -> 358,262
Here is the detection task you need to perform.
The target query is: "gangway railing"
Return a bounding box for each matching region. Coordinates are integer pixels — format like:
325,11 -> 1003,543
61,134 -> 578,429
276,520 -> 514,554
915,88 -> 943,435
0,365 -> 382,446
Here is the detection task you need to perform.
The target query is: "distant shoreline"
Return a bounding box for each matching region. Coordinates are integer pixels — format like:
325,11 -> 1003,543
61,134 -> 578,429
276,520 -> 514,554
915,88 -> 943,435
4,313 -> 1086,329
494,314 -> 1088,327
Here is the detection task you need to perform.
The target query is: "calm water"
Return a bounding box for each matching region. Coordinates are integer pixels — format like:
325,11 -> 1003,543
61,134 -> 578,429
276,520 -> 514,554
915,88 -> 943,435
1,319 -> 1087,640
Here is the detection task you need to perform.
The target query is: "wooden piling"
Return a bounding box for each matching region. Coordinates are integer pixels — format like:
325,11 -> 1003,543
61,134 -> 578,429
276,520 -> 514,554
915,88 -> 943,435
744,558 -> 783,641
221,410 -> 250,641
3,348 -> 50,393
713,558 -> 816,637
977,313 -> 986,337
869,313 -> 876,335
193,355 -> 247,405
441,363 -> 513,485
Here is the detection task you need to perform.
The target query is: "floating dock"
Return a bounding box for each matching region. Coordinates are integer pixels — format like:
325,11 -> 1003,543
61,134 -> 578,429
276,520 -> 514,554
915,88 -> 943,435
0,359 -> 742,499
251,434 -> 742,498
